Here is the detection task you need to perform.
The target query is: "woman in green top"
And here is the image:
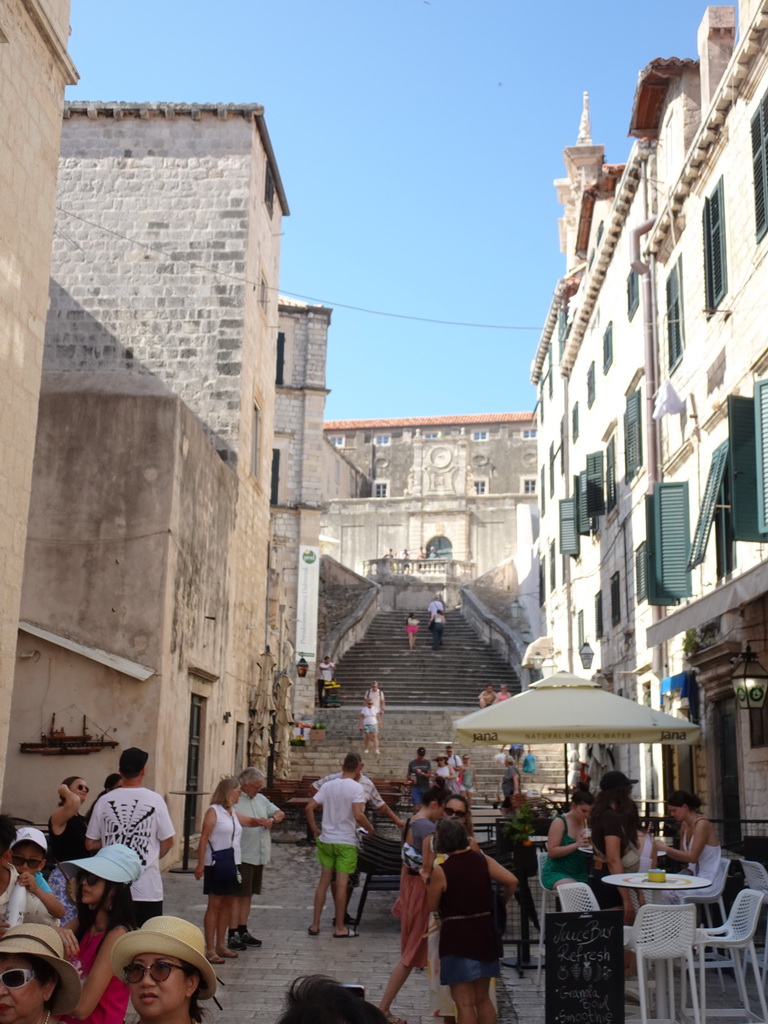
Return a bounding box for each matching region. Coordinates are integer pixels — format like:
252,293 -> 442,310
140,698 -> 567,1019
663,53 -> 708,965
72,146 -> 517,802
541,790 -> 594,890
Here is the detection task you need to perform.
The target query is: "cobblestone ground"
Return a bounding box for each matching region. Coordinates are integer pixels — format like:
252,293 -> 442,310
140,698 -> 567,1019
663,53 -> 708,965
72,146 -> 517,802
149,837 -> 763,1024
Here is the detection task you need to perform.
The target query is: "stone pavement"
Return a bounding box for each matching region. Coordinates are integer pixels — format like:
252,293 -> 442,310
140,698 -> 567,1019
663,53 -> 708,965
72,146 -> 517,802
150,837 -> 765,1024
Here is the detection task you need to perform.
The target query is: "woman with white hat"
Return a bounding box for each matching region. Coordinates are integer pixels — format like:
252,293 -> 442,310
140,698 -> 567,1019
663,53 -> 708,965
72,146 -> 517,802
0,922 -> 81,1024
111,917 -> 217,1024
56,844 -> 141,1024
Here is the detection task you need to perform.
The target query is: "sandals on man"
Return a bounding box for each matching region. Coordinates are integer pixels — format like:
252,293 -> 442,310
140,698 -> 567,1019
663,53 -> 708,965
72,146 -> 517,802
206,951 -> 225,964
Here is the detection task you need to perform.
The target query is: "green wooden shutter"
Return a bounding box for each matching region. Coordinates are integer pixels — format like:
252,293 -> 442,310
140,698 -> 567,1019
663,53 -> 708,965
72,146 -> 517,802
548,345 -> 554,398
751,92 -> 768,242
558,309 -> 568,359
604,322 -> 614,373
539,558 -> 545,606
577,610 -> 585,648
586,451 -> 605,516
755,379 -> 768,533
594,591 -> 603,639
540,465 -> 546,516
572,401 -> 579,442
624,390 -> 643,480
728,395 -> 762,541
549,442 -> 555,497
587,362 -> 596,407
559,498 -> 580,557
666,259 -> 684,369
606,436 -> 617,512
627,269 -> 639,320
646,482 -> 692,605
578,470 -> 590,535
610,572 -> 621,624
688,440 -> 729,569
704,178 -> 728,310
636,542 -> 648,602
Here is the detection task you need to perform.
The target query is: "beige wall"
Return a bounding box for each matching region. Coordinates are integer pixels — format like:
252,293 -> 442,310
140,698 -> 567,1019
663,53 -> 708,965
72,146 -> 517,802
0,0 -> 75,788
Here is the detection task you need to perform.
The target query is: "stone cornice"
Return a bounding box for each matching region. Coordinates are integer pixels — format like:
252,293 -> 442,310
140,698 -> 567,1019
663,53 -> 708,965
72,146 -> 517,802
21,0 -> 78,84
648,0 -> 768,255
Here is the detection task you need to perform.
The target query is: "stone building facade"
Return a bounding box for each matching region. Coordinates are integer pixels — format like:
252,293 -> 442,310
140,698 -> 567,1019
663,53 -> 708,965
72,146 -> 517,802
533,0 -> 768,824
321,413 -> 539,599
5,103 -> 288,823
0,0 -> 77,789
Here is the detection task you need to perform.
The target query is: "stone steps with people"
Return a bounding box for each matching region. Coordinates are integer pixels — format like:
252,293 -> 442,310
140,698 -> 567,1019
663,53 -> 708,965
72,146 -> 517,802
288,706 -> 569,807
331,609 -> 521,706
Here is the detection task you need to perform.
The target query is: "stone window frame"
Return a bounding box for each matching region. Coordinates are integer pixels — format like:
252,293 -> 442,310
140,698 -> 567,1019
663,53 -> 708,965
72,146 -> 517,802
523,478 -> 537,494
329,436 -> 344,447
374,481 -> 389,498
523,428 -> 537,439
374,435 -> 391,446
472,430 -> 489,441
423,431 -> 440,439
473,480 -> 488,495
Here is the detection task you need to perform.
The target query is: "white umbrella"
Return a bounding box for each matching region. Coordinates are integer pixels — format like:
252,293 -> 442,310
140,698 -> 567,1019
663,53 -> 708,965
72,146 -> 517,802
454,672 -> 700,746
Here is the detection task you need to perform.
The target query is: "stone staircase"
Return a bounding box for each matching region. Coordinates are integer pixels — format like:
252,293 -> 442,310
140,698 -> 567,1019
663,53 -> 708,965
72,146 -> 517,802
332,610 -> 521,705
290,707 -> 568,807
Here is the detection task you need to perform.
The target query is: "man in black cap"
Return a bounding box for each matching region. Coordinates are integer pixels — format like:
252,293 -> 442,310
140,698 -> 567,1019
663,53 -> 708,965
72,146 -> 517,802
85,746 -> 175,925
407,747 -> 431,809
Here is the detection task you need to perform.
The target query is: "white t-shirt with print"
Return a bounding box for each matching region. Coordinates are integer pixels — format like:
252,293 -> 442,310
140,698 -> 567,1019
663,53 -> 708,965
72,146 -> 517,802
314,777 -> 365,845
86,786 -> 175,902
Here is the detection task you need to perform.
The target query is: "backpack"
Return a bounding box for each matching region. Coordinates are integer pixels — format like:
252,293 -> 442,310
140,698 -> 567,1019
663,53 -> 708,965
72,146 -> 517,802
522,753 -> 537,774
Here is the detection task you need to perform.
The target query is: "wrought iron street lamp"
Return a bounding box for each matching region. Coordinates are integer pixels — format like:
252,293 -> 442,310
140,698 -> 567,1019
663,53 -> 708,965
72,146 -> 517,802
579,641 -> 595,671
731,644 -> 768,710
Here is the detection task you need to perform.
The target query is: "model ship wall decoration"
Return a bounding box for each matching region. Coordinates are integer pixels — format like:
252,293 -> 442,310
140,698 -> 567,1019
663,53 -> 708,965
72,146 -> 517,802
20,713 -> 119,755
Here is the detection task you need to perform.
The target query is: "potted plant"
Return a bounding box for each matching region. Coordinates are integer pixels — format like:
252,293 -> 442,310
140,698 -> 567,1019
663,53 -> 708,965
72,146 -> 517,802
502,801 -> 538,875
289,736 -> 305,747
311,721 -> 328,742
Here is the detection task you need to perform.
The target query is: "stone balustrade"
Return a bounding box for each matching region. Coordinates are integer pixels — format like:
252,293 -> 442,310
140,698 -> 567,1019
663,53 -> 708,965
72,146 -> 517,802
363,557 -> 474,580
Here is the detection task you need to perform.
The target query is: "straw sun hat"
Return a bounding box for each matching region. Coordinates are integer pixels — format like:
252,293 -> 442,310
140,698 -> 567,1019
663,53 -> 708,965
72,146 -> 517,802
0,924 -> 81,1014
111,917 -> 217,999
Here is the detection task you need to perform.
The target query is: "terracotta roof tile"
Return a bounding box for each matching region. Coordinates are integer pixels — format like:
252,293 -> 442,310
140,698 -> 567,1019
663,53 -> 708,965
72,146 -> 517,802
324,412 -> 534,430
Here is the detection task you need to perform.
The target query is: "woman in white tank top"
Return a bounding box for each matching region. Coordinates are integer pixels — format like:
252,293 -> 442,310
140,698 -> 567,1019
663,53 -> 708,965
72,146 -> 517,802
652,789 -> 722,898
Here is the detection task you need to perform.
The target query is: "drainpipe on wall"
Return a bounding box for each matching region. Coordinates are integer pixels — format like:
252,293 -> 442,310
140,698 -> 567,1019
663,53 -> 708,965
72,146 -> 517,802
630,212 -> 666,679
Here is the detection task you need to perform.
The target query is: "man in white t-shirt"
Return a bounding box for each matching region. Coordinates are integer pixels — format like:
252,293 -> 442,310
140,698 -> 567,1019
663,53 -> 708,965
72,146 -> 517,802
86,746 -> 175,925
305,752 -> 373,938
358,698 -> 382,756
445,745 -> 462,771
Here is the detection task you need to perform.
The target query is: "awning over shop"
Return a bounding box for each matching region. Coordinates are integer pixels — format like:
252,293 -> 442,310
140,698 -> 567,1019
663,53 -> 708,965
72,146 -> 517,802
645,558 -> 768,648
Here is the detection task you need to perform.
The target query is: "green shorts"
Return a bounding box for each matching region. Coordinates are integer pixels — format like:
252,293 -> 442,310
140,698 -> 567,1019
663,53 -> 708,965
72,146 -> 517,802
315,841 -> 358,874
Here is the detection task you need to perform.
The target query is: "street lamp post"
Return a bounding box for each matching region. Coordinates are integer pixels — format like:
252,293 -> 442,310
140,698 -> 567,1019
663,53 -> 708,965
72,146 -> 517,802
731,644 -> 768,710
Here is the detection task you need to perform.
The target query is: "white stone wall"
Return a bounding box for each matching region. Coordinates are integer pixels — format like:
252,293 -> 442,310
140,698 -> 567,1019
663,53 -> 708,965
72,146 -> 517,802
0,0 -> 75,786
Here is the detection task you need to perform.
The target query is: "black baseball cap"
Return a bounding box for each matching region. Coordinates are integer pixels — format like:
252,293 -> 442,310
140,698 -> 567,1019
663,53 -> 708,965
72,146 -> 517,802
119,747 -> 149,776
417,746 -> 426,755
599,770 -> 637,791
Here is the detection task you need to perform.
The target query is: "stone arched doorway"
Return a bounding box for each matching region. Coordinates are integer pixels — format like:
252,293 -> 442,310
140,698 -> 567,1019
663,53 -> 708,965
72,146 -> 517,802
425,535 -> 452,558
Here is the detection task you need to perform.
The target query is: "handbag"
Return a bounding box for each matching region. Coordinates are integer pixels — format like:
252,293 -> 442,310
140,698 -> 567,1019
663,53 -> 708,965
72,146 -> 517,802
209,845 -> 238,884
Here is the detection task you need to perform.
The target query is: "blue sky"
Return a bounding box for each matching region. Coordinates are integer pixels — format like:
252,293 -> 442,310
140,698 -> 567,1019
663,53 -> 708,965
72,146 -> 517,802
67,0 -> 709,420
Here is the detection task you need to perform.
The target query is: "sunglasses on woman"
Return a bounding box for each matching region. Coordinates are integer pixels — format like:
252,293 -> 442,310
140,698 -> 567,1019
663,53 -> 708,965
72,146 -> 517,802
444,806 -> 467,818
124,961 -> 187,984
0,968 -> 36,989
78,871 -> 104,886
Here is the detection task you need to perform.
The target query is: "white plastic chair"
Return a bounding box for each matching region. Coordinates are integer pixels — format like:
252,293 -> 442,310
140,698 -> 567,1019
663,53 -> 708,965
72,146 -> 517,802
557,882 -> 599,913
681,855 -> 729,927
741,859 -> 768,984
690,888 -> 768,1024
624,903 -> 701,1024
535,848 -> 560,984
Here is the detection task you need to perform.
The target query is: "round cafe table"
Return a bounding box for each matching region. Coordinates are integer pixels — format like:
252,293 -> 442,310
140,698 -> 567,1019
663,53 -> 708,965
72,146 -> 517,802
601,871 -> 712,892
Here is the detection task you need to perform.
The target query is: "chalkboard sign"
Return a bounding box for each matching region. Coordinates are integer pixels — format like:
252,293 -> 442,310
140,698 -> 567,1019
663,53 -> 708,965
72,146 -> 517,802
545,911 -> 624,1024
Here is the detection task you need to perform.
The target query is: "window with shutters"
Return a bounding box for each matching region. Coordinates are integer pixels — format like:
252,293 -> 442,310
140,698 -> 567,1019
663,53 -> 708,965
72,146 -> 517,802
754,380 -> 768,535
549,443 -> 555,498
627,269 -> 639,320
276,331 -> 286,385
688,441 -> 729,570
577,471 -> 590,536
624,389 -> 643,481
541,465 -> 546,516
572,402 -> 579,442
606,436 -> 617,513
646,482 -> 692,605
704,178 -> 728,312
666,258 -> 684,371
595,591 -> 604,639
586,451 -> 605,516
728,394 -> 762,542
539,383 -> 545,425
635,542 -> 648,603
550,540 -> 556,592
577,610 -> 585,649
548,346 -> 554,399
559,498 -> 580,557
560,417 -> 565,475
603,322 -> 613,373
270,449 -> 280,505
587,362 -> 596,408
751,89 -> 768,243
539,558 -> 546,607
610,572 -> 621,625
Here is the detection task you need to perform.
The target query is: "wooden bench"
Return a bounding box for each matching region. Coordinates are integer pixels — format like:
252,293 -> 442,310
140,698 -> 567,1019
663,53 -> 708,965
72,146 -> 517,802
351,833 -> 403,928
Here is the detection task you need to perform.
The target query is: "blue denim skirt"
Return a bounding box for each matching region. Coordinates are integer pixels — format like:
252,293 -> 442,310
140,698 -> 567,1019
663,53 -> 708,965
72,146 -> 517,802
440,954 -> 500,985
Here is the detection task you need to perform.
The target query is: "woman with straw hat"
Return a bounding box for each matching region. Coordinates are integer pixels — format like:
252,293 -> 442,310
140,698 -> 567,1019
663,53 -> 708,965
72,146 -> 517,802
0,922 -> 81,1024
57,844 -> 141,1024
111,917 -> 216,1024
